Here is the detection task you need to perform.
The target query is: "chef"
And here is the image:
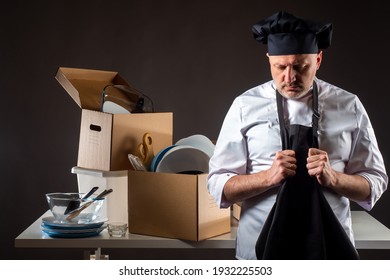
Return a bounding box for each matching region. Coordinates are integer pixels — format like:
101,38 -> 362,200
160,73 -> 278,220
207,11 -> 388,260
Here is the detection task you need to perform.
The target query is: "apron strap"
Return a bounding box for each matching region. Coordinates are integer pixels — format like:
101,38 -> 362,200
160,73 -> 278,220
311,81 -> 319,147
276,81 -> 319,149
276,91 -> 287,150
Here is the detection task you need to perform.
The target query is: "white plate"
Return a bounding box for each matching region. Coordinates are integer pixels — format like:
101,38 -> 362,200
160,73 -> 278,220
150,145 -> 176,172
156,145 -> 210,174
102,101 -> 131,114
175,134 -> 215,158
42,216 -> 107,229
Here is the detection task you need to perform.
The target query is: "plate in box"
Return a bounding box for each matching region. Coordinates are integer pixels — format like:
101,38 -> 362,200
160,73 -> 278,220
175,134 -> 215,157
150,145 -> 177,172
155,145 -> 210,174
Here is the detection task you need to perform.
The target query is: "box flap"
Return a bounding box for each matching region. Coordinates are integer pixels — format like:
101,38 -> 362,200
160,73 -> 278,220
55,67 -> 141,111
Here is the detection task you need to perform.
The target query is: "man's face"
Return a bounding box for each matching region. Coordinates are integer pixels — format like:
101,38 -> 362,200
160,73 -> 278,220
268,52 -> 322,99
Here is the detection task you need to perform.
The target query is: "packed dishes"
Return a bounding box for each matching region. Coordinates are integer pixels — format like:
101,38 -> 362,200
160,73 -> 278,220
42,189 -> 112,238
151,134 -> 215,174
41,216 -> 107,238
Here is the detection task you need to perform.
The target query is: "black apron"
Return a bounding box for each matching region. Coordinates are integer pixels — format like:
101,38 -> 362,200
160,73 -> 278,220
255,83 -> 359,259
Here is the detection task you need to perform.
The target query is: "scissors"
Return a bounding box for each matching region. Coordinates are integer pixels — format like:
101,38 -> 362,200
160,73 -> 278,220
137,132 -> 154,170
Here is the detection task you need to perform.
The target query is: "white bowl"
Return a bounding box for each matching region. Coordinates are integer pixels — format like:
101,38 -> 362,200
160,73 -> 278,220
155,145 -> 210,174
150,145 -> 177,172
175,134 -> 215,158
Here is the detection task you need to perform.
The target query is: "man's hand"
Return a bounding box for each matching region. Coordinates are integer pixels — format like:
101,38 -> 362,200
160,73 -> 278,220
306,148 -> 336,187
264,150 -> 297,186
306,148 -> 371,201
223,149 -> 297,204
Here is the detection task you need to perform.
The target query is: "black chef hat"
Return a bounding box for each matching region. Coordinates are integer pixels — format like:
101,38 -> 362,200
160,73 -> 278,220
252,11 -> 333,55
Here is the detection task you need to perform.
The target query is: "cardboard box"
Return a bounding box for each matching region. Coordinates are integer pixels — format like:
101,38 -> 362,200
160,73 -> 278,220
77,110 -> 172,171
56,67 -> 173,171
71,166 -> 128,223
232,202 -> 242,220
128,171 -> 231,241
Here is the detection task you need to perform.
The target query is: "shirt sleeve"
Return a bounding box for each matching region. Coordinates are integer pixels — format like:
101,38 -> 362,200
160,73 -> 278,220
207,98 -> 248,208
346,98 -> 388,211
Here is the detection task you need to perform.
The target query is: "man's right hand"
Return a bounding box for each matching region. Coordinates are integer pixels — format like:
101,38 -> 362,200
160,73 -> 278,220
264,150 -> 297,187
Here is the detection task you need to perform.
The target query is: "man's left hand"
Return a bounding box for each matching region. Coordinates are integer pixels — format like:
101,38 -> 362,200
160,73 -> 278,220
306,148 -> 336,187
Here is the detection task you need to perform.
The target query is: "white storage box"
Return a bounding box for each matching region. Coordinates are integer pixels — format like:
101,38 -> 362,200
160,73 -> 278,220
71,166 -> 128,223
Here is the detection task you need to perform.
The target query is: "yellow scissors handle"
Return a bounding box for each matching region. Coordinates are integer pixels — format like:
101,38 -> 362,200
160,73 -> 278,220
137,132 -> 154,170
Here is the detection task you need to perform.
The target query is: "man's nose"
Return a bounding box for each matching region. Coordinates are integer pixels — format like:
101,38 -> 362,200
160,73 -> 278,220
284,66 -> 296,83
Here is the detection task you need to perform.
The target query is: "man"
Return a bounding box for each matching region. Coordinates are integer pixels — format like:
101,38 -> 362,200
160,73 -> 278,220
207,11 -> 388,260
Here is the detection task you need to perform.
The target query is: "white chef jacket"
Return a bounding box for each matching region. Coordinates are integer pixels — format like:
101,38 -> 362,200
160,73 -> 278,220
207,77 -> 388,260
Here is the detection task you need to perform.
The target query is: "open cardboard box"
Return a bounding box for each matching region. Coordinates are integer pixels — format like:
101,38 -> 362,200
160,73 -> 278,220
128,170 -> 231,241
56,67 -> 173,171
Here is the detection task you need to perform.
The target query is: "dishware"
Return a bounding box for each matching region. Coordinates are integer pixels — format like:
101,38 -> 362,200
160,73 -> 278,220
66,189 -> 113,222
64,186 -> 99,215
41,225 -> 106,238
102,100 -> 131,114
128,154 -> 147,171
41,222 -> 107,233
175,134 -> 215,158
107,222 -> 128,237
41,216 -> 106,229
155,145 -> 210,174
150,145 -> 176,172
46,191 -> 106,224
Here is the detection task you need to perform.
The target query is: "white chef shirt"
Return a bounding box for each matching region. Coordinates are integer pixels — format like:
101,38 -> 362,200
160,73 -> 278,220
207,77 -> 388,260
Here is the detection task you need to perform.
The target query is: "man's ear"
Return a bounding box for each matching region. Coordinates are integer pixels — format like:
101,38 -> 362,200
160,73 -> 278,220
316,51 -> 323,70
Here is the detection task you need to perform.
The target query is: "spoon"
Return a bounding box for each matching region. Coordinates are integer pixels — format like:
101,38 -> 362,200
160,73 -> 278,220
66,188 -> 113,222
64,186 -> 99,215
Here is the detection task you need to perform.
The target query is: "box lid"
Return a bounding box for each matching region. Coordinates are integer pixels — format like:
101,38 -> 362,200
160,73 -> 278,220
55,67 -> 141,112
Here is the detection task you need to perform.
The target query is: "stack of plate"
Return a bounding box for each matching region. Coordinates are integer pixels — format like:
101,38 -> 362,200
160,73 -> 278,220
150,134 -> 215,174
41,216 -> 107,238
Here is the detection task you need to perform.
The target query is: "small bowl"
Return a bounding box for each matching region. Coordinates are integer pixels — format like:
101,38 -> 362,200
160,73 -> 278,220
107,222 -> 128,237
45,192 -> 105,224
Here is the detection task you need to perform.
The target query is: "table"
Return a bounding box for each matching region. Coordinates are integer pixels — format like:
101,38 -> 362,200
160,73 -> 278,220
15,210 -> 390,259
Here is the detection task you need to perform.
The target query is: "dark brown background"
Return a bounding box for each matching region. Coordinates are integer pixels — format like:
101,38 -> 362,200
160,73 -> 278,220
1,0 -> 389,259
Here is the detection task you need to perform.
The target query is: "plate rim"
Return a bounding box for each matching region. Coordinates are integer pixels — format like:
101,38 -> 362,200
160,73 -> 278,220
155,145 -> 210,173
42,216 -> 106,229
41,223 -> 107,233
41,227 -> 104,238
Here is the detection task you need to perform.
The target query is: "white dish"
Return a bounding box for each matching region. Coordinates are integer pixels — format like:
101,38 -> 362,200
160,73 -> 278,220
175,134 -> 215,158
155,145 -> 210,174
42,216 -> 107,229
150,145 -> 176,172
102,101 -> 131,114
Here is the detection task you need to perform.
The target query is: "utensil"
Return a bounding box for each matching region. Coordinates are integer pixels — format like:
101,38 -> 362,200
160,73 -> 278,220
128,154 -> 147,171
137,132 -> 154,170
66,189 -> 113,222
64,186 -> 99,215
